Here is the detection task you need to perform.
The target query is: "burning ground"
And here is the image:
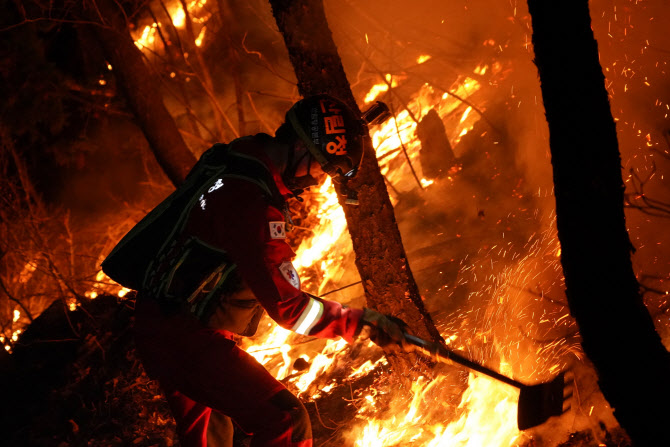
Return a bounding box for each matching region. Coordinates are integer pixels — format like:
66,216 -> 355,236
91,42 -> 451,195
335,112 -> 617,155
1,0 -> 669,446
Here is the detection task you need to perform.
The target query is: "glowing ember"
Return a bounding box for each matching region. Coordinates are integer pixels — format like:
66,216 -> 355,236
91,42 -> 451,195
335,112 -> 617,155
132,0 -> 210,49
349,357 -> 387,379
245,323 -> 292,365
293,338 -> 347,396
195,27 -> 206,47
417,55 -> 432,64
172,6 -> 186,28
364,74 -> 400,104
18,261 -> 37,284
134,23 -> 158,49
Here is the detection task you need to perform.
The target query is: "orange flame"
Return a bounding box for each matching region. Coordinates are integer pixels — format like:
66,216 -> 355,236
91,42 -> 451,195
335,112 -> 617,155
350,374 -> 521,446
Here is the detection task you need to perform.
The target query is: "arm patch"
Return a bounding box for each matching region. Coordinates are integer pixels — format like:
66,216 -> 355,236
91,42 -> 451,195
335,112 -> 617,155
269,221 -> 286,239
278,260 -> 300,289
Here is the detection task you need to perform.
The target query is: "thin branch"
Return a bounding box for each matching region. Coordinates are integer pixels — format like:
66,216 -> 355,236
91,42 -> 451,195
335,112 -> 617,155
0,17 -> 103,33
148,4 -> 202,139
308,400 -> 340,431
158,0 -> 188,61
240,32 -> 296,85
246,91 -> 275,134
653,130 -> 670,160
319,281 -> 363,297
178,0 -> 238,140
390,102 -> 424,190
217,0 -> 247,135
60,298 -> 80,338
625,163 -> 670,218
0,275 -> 34,322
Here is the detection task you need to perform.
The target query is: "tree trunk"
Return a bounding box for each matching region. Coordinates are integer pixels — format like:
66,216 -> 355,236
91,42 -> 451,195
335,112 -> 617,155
269,0 -> 441,344
527,1 -> 670,444
85,0 -> 196,187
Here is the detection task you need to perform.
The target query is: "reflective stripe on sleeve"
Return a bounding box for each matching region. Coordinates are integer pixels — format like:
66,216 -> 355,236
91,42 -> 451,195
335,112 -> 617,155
292,297 -> 325,335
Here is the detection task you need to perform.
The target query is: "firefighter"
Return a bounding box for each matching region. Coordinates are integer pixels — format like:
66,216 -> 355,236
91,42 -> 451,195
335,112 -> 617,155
130,95 -> 408,447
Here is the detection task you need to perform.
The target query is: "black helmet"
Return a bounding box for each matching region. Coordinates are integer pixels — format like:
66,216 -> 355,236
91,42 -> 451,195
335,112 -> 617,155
286,94 -> 366,181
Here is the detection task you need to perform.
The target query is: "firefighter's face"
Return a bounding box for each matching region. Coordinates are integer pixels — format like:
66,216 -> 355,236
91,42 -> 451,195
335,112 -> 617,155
293,142 -> 327,183
294,154 -> 326,182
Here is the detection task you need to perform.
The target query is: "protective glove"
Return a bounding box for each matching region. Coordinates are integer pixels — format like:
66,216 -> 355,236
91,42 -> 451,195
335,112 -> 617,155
357,308 -> 409,351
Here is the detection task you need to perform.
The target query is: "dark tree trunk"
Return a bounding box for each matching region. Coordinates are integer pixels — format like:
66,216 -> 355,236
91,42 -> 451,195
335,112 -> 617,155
85,0 -> 196,187
527,1 -> 670,445
269,0 -> 441,344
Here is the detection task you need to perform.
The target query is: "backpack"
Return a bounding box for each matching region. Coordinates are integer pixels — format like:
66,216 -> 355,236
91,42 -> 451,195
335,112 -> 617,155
101,135 -> 286,293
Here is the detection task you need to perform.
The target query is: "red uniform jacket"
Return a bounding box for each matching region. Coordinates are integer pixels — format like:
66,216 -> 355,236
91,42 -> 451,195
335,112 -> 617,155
182,136 -> 363,343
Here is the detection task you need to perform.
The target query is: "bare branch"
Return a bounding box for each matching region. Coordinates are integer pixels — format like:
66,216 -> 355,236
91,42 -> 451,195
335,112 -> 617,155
246,92 -> 275,134
0,275 -> 34,322
389,102 -> 424,190
625,163 -> 670,218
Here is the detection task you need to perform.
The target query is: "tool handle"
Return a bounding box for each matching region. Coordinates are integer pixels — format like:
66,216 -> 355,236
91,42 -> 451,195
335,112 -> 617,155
403,333 -> 527,389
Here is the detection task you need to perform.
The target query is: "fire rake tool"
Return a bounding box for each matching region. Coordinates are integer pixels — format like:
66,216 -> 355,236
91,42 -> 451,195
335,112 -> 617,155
402,333 -> 572,430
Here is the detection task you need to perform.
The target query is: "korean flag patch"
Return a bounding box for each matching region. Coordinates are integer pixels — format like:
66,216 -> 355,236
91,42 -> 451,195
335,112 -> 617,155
278,261 -> 301,289
269,221 -> 286,239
